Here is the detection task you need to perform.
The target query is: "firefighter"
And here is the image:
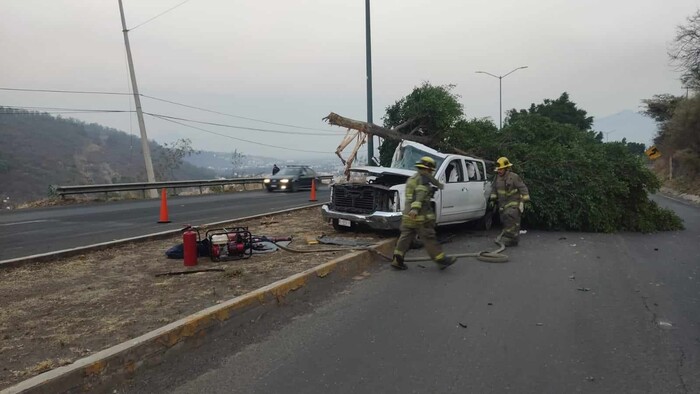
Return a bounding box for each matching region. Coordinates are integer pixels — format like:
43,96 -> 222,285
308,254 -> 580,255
490,157 -> 530,246
391,156 -> 457,270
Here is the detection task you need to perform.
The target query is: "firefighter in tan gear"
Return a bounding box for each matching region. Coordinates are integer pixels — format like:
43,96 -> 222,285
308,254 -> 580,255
490,157 -> 530,246
391,156 -> 457,270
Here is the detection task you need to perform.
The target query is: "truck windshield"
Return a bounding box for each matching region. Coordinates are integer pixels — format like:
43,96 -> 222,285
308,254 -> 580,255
391,145 -> 444,171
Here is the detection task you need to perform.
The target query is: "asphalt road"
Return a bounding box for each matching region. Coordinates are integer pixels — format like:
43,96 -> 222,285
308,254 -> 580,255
0,189 -> 329,261
122,194 -> 700,394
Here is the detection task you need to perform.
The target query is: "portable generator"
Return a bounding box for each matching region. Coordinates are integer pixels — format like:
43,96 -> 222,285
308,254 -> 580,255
206,227 -> 253,262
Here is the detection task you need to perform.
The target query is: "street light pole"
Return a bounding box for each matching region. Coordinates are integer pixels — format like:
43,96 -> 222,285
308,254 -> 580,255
475,66 -> 528,129
365,0 -> 374,165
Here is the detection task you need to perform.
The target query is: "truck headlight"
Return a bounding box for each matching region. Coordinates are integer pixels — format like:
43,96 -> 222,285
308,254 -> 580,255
390,190 -> 401,212
280,179 -> 289,184
263,179 -> 270,184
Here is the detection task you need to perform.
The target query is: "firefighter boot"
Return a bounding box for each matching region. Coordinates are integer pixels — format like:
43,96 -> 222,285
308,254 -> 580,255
435,255 -> 457,270
503,237 -> 519,247
391,254 -> 408,270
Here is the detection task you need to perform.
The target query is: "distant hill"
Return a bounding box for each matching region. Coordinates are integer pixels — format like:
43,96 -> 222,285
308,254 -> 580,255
0,107 -> 215,205
593,110 -> 659,146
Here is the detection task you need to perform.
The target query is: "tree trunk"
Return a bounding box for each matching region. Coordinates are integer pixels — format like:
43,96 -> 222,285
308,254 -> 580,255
322,112 -> 471,156
323,113 -> 433,145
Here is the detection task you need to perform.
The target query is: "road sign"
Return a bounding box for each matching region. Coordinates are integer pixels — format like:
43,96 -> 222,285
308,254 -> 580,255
645,146 -> 662,160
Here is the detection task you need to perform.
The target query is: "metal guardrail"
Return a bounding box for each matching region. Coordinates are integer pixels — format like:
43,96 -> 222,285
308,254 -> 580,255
54,176 -> 334,198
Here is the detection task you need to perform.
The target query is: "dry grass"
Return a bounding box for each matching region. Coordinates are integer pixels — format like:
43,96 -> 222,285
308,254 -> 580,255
0,207 -> 389,389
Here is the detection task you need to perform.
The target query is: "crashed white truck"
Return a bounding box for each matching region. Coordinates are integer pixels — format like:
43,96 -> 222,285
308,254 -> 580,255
321,141 -> 494,232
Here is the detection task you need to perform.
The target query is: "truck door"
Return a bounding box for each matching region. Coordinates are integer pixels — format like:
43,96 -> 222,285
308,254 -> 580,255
464,160 -> 488,219
438,159 -> 470,223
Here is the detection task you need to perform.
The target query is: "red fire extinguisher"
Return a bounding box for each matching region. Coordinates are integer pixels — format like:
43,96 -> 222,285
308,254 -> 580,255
183,225 -> 198,267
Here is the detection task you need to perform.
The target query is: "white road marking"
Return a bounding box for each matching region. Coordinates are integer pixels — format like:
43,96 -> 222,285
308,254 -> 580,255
0,219 -> 51,227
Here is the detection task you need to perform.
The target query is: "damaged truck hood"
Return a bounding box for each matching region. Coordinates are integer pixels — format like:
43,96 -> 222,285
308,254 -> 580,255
349,166 -> 416,178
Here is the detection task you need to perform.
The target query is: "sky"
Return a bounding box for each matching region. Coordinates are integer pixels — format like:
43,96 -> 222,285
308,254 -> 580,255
1,0 -> 698,161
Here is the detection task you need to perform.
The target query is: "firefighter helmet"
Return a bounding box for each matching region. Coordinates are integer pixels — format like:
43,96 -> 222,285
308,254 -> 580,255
415,156 -> 436,171
495,157 -> 513,171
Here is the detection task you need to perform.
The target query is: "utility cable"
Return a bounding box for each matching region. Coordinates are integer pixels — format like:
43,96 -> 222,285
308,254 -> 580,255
148,113 -> 331,154
0,87 -> 338,133
0,87 -> 131,96
140,94 -> 339,133
145,113 -> 343,136
0,105 -> 134,113
128,0 -> 194,31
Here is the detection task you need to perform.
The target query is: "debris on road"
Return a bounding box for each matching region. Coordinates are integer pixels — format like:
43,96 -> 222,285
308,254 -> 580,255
536,323 -> 544,326
569,275 -> 576,280
577,287 -> 591,292
458,322 -> 467,328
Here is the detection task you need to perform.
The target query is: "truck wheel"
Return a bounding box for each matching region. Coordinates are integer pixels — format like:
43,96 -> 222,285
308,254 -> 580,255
332,219 -> 353,232
477,210 -> 494,231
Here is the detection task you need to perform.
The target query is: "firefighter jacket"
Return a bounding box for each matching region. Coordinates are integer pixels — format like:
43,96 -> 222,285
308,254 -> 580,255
490,170 -> 530,211
402,172 -> 442,227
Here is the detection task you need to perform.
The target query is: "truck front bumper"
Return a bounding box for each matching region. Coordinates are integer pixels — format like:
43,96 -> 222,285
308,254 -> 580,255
321,205 -> 402,230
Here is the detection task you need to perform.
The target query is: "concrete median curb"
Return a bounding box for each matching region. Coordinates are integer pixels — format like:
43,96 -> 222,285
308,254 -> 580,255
1,238 -> 396,394
0,203 -> 325,270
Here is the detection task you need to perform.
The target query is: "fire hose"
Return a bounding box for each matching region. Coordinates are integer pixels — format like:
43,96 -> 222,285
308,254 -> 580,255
271,232 -> 509,264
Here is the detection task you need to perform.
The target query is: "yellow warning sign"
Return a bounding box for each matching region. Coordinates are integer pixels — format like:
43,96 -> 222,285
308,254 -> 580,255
645,146 -> 662,160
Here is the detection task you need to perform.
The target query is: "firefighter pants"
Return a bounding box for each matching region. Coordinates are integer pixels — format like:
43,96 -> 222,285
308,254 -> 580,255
500,206 -> 521,243
394,221 -> 445,261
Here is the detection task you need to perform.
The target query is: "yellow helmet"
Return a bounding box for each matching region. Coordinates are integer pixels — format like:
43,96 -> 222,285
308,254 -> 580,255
495,157 -> 513,171
415,156 -> 436,171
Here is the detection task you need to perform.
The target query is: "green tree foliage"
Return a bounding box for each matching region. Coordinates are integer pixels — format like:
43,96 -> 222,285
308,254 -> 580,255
507,92 -> 594,131
641,94 -> 684,124
624,140 -> 646,156
496,113 -> 681,232
379,82 -> 464,166
376,88 -> 682,232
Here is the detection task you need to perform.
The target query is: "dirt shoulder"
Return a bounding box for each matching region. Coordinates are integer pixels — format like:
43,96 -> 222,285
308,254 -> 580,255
0,207 -> 391,390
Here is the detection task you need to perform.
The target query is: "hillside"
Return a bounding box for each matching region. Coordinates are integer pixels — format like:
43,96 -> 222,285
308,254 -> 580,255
0,107 -> 215,206
593,110 -> 658,145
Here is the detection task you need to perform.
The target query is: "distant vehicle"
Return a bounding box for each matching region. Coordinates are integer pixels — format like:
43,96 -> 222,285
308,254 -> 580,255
263,165 -> 320,192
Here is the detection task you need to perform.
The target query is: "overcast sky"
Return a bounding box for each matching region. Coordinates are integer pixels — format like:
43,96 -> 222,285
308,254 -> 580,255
1,0 -> 697,160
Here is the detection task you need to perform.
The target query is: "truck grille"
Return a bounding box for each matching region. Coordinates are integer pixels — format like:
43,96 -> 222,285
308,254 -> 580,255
332,186 -> 377,214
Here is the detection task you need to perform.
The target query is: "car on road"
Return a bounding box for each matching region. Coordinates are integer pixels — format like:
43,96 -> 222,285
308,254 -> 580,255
264,165 -> 320,192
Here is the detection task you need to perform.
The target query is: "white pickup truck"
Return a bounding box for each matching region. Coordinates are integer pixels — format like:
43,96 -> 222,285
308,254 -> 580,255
321,141 -> 494,231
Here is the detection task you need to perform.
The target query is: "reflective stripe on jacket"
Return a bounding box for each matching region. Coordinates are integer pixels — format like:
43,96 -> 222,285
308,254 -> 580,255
403,173 -> 440,226
491,170 -> 530,211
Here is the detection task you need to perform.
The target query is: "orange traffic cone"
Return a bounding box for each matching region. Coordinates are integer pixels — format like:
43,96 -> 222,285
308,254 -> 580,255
158,188 -> 171,223
309,179 -> 318,202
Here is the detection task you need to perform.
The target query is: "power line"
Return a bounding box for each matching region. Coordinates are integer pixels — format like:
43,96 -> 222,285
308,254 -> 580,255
141,94 -> 336,133
149,114 -> 331,154
0,111 -> 130,115
143,113 -> 343,136
1,104 -> 341,136
0,87 -> 131,96
129,0 -> 195,31
1,105 -> 134,113
0,87 -> 338,133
